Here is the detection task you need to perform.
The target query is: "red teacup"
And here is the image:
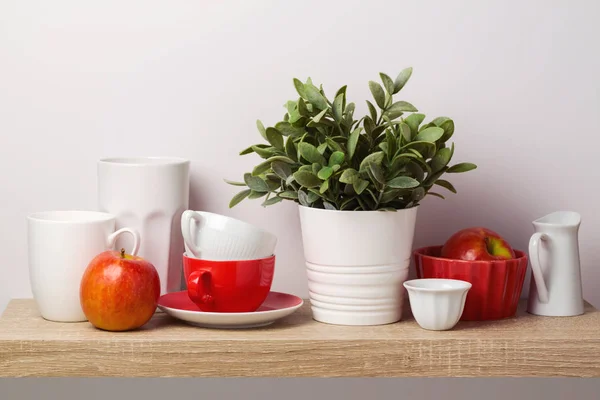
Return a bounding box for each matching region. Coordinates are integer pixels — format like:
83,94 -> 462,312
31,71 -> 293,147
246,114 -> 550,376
182,253 -> 275,312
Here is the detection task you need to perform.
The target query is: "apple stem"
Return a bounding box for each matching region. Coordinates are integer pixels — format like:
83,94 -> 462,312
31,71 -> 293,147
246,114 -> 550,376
120,248 -> 125,258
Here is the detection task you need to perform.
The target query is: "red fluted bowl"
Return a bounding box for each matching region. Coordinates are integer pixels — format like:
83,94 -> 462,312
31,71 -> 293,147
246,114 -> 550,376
413,246 -> 528,321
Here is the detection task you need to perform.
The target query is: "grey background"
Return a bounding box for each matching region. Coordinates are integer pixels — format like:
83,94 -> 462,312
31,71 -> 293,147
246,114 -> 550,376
1,378 -> 600,399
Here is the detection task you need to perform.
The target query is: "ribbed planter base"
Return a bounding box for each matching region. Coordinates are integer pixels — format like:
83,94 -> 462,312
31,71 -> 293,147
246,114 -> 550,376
306,262 -> 409,325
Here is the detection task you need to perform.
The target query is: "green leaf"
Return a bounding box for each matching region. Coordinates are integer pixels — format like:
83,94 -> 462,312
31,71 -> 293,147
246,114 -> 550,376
317,142 -> 328,155
319,179 -> 329,194
262,196 -> 283,206
414,127 -> 444,143
368,81 -> 386,109
378,207 -> 398,212
379,72 -> 395,94
380,188 -> 405,203
266,127 -> 284,151
304,84 -> 328,110
312,162 -> 320,175
307,190 -> 320,203
244,173 -> 269,192
272,161 -> 292,180
285,137 -> 297,162
366,100 -> 378,122
384,101 -> 418,120
248,190 -> 268,199
252,160 -> 272,176
431,147 -> 452,172
359,151 -> 384,172
251,145 -> 277,158
323,201 -> 336,210
386,130 -> 397,160
411,187 -> 425,202
298,142 -> 326,165
368,162 -> 385,184
400,122 -> 412,142
325,137 -> 343,152
432,117 -> 451,127
347,127 -> 361,160
332,93 -> 344,122
387,176 -> 420,189
339,168 -> 359,184
224,178 -> 246,186
293,78 -> 306,99
275,122 -> 305,137
229,189 -> 251,208
405,113 -> 426,137
293,170 -> 321,187
434,179 -> 457,193
298,190 -> 310,206
328,151 -> 345,166
312,108 -> 328,123
317,166 -> 334,180
427,192 -> 446,200
278,190 -> 298,199
379,142 -> 388,155
266,155 -> 295,164
447,162 -> 477,173
353,178 -> 369,195
393,67 -> 413,94
297,98 -> 309,117
256,120 -> 268,141
440,119 -> 455,142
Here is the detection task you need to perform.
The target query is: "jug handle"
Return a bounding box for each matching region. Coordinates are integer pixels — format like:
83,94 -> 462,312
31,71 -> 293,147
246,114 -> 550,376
529,232 -> 550,304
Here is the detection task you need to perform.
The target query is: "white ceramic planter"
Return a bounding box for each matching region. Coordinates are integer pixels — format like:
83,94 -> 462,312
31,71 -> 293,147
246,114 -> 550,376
297,204 -> 418,325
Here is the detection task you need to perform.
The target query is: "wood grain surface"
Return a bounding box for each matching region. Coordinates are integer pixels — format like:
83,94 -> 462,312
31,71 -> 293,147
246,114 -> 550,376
1,298 -> 599,377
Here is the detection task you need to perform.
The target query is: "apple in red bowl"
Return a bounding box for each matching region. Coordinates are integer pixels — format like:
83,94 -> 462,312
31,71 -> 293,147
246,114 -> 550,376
414,227 -> 528,321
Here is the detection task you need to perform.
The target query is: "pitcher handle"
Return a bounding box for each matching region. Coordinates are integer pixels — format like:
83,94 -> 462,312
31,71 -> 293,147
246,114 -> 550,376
529,232 -> 550,304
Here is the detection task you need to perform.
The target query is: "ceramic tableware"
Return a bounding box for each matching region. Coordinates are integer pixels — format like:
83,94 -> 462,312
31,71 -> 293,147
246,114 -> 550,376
403,278 -> 471,331
414,246 -> 528,320
182,252 -> 275,312
181,210 -> 277,260
97,156 -> 190,295
527,211 -> 584,316
27,210 -> 140,322
157,291 -> 303,329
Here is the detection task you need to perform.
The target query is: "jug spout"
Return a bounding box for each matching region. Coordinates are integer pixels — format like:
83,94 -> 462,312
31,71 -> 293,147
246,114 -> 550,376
533,211 -> 581,228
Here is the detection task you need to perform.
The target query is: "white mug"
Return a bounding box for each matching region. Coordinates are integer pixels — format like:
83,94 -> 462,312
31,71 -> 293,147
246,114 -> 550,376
98,156 -> 190,295
27,210 -> 140,322
181,210 -> 277,260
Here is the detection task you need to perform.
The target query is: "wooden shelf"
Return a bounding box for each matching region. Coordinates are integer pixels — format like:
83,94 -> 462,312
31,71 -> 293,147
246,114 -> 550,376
1,298 -> 599,377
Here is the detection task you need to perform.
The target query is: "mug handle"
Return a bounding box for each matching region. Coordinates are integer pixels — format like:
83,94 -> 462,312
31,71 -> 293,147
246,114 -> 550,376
529,232 -> 550,304
181,210 -> 202,258
187,269 -> 214,307
107,227 -> 141,256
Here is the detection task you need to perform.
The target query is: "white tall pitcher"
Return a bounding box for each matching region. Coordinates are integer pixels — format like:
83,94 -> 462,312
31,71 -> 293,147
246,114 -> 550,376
97,157 -> 190,295
527,211 -> 584,316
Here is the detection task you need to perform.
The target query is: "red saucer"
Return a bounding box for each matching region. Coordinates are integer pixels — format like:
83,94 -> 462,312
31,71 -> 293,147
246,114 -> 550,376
157,291 -> 304,328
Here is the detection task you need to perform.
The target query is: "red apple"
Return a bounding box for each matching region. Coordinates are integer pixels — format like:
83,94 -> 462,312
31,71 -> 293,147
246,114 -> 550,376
80,248 -> 160,331
440,227 -> 515,261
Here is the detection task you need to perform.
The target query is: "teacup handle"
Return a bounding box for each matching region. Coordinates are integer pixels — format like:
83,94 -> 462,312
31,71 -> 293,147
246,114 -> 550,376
529,232 -> 549,304
181,210 -> 203,258
187,269 -> 214,307
107,227 -> 140,256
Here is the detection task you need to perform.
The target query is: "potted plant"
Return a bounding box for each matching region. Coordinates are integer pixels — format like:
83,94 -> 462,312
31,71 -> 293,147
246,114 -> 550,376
225,67 -> 477,325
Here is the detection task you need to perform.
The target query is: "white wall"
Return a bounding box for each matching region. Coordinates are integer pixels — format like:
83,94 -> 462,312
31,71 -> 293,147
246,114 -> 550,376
1,0 -> 599,317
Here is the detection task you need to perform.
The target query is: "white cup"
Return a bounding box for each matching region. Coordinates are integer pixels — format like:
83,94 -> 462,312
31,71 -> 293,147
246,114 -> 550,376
403,278 -> 471,331
181,210 -> 277,261
27,210 -> 140,322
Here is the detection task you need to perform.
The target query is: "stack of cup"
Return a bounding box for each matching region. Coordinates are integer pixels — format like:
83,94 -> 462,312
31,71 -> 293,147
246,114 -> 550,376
180,210 -> 278,313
